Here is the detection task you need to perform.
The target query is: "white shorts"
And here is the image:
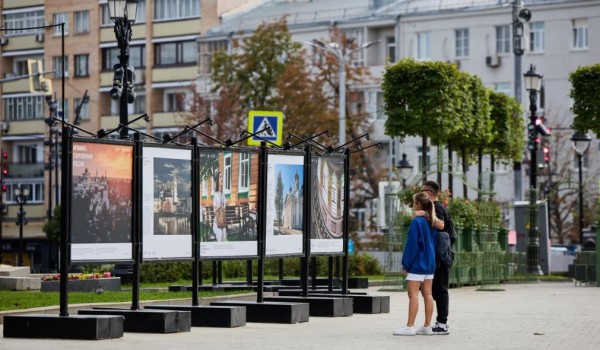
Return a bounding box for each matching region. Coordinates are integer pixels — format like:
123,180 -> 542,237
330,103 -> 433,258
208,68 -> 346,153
405,273 -> 434,282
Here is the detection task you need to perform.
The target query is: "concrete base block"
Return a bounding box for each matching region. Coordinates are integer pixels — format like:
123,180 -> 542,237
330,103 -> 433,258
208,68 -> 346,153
3,314 -> 124,340
41,278 -> 121,293
0,276 -> 41,291
264,296 -> 353,317
211,300 -> 309,324
146,305 -> 246,327
0,266 -> 31,277
78,307 -> 191,333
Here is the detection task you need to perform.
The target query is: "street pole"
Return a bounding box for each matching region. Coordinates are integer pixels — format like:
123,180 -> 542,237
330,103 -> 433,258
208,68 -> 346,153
513,0 -> 525,201
338,55 -> 346,146
577,153 -> 584,245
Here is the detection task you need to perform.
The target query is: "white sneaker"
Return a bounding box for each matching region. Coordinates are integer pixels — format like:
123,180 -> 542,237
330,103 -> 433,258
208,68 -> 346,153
416,326 -> 433,335
393,325 -> 416,336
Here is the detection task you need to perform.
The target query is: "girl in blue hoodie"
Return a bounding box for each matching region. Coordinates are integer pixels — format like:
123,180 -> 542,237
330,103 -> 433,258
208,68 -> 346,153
394,192 -> 438,336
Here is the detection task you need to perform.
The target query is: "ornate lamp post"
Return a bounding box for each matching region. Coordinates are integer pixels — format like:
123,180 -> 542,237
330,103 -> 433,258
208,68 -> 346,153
396,153 -> 413,189
308,39 -> 378,146
523,64 -> 543,275
14,185 -> 30,266
570,131 -> 591,246
107,0 -> 138,139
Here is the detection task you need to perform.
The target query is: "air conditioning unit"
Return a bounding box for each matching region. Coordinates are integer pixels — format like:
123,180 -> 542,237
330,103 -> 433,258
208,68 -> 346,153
0,37 -> 8,46
35,33 -> 44,43
486,55 -> 500,68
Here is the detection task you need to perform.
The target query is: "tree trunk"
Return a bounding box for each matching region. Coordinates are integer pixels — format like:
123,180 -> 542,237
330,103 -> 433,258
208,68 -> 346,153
477,147 -> 483,200
422,135 -> 428,181
448,146 -> 453,195
437,145 -> 443,189
461,145 -> 468,199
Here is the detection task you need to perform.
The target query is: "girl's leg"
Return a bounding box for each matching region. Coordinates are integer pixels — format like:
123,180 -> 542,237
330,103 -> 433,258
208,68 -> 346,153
421,279 -> 434,326
406,280 -> 422,326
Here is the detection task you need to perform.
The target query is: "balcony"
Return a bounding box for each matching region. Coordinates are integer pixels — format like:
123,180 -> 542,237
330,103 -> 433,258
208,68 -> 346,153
6,162 -> 44,178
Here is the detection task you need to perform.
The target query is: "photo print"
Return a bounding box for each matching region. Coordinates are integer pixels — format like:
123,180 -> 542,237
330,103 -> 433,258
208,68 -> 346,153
272,162 -> 304,236
153,157 -> 192,235
71,141 -> 133,244
199,150 -> 259,246
311,156 -> 345,240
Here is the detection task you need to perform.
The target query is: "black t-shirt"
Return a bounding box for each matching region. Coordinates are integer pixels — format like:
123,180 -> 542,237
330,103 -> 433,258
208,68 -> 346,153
434,201 -> 456,246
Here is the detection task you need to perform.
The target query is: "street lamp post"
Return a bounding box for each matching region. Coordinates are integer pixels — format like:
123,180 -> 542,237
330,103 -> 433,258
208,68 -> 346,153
108,0 -> 138,140
523,64 -> 543,275
308,39 -> 378,146
14,185 -> 30,266
396,153 -> 413,189
570,132 -> 591,246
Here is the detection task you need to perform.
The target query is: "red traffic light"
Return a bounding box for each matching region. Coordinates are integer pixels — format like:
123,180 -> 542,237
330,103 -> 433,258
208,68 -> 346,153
1,184 -> 6,192
2,151 -> 7,159
2,168 -> 7,175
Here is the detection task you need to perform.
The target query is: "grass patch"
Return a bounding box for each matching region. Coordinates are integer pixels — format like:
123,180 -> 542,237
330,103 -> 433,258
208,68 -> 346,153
0,289 -> 251,312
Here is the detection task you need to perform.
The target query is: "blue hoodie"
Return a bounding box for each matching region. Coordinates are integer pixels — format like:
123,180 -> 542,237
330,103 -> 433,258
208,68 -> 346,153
401,216 -> 437,275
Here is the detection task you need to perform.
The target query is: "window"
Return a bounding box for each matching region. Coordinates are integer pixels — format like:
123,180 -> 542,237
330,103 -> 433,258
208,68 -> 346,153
223,153 -> 232,195
386,36 -> 396,63
238,153 -> 250,194
3,96 -> 45,121
103,45 -> 146,70
164,91 -> 185,112
4,182 -> 44,204
53,56 -> 69,78
74,97 -> 90,122
110,93 -> 145,115
494,83 -> 511,96
74,10 -> 89,33
417,32 -> 431,60
154,0 -> 200,20
573,18 -> 588,50
342,29 -> 365,66
53,13 -> 69,35
198,40 -> 227,75
15,59 -> 30,76
2,10 -> 45,36
155,41 -> 197,66
417,146 -> 431,172
496,25 -> 511,54
101,0 -> 146,25
455,28 -> 469,58
16,144 -> 40,164
529,22 -> 545,53
74,54 -> 89,77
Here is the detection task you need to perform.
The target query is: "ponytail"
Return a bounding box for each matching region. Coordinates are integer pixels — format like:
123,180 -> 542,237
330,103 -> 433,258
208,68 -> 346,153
413,192 -> 438,228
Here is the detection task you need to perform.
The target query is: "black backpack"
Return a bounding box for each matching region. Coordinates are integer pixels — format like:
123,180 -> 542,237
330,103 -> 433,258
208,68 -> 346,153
436,231 -> 454,267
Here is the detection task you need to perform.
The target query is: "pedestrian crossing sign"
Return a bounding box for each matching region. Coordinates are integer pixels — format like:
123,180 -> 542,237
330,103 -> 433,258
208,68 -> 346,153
247,110 -> 283,146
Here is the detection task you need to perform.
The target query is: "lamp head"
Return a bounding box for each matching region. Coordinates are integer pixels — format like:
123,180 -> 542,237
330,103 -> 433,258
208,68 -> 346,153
523,64 -> 542,92
108,0 -> 138,23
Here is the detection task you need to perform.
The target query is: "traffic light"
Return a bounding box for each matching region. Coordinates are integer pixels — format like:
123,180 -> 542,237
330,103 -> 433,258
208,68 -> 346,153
27,59 -> 53,95
110,64 -> 124,100
527,122 -> 537,151
543,146 -> 550,163
535,117 -> 551,136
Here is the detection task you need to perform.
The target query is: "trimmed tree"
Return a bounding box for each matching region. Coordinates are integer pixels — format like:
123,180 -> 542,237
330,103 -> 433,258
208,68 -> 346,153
569,63 -> 600,136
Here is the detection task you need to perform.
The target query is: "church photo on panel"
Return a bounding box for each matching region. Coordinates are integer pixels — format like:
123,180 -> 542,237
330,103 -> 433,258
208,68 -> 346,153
71,141 -> 133,244
153,157 -> 192,235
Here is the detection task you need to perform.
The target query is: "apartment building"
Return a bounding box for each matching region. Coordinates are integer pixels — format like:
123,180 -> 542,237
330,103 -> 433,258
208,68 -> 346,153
0,0 -> 254,271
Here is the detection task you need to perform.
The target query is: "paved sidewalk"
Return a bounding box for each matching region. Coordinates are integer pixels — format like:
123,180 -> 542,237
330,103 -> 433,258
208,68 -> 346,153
1,282 -> 599,350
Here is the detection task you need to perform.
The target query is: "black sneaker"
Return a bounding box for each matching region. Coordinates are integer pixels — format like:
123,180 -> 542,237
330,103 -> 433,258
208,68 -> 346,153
432,322 -> 449,335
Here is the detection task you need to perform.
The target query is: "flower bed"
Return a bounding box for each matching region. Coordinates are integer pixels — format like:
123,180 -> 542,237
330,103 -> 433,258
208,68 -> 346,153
40,272 -> 121,293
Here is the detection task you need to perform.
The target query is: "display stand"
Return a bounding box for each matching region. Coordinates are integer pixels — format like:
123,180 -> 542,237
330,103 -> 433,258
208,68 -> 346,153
3,121 -> 124,340
211,141 -> 309,323
73,127 -> 190,333
260,138 -> 353,317
144,131 -> 245,327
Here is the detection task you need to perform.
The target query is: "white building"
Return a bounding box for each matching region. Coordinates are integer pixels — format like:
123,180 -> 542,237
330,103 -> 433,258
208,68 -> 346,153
198,0 -> 599,237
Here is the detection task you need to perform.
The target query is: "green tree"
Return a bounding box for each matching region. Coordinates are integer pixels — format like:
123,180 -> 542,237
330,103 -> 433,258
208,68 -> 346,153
569,64 -> 600,136
42,205 -> 61,245
383,59 -> 468,178
275,171 -> 284,230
